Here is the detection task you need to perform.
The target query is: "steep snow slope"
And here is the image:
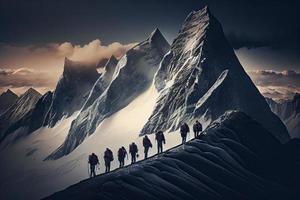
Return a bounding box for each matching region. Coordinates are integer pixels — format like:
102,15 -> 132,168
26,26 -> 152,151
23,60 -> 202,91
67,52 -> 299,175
0,89 -> 18,114
141,6 -> 289,143
0,88 -> 41,141
45,111 -> 300,200
46,58 -> 99,127
48,29 -> 170,159
0,83 -> 182,200
266,94 -> 300,138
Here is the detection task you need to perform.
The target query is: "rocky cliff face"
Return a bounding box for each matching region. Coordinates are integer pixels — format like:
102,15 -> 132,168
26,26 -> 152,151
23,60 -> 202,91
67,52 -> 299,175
47,29 -> 170,159
141,6 -> 289,143
266,94 -> 300,138
45,111 -> 300,200
46,58 -> 99,127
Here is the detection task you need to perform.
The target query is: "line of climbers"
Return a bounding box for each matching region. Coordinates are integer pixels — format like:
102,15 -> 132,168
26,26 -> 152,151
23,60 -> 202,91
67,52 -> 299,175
88,120 -> 202,178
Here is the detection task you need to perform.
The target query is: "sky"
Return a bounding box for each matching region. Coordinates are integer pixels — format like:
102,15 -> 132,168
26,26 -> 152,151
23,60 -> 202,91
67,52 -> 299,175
0,0 -> 299,100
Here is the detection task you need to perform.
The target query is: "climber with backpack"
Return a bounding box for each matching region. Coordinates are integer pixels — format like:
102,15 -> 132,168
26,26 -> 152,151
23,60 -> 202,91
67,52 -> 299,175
118,146 -> 127,168
129,142 -> 138,164
180,122 -> 190,144
143,135 -> 152,159
155,130 -> 165,154
104,148 -> 114,173
193,120 -> 202,138
88,153 -> 99,178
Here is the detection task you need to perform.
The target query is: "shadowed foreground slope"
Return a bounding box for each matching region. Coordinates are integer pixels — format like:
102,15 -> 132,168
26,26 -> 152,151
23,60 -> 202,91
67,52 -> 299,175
45,111 -> 300,200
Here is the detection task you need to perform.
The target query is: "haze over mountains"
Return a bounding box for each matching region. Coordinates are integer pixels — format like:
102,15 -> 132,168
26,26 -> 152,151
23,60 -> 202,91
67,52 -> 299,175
0,5 -> 299,200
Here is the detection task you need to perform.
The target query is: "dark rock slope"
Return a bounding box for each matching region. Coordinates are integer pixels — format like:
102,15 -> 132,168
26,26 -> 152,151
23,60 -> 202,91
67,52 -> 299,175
46,58 -> 99,127
45,111 -> 300,200
266,94 -> 300,138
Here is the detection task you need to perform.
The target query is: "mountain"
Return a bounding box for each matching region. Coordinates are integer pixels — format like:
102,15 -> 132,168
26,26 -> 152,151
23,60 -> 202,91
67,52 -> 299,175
45,58 -> 99,127
45,111 -> 300,200
96,58 -> 109,68
0,88 -> 41,141
266,94 -> 300,138
48,28 -> 170,159
0,91 -> 53,146
141,6 -> 289,143
0,89 -> 18,114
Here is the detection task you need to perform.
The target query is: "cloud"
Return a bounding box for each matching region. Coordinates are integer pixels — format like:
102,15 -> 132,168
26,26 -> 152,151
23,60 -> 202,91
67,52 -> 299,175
0,39 -> 136,94
0,68 -> 54,95
247,69 -> 300,100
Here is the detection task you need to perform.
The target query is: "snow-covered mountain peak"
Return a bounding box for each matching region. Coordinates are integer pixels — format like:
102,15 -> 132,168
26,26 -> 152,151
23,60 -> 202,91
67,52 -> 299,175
142,6 -> 289,143
133,28 -> 170,57
2,89 -> 17,97
21,87 -> 41,98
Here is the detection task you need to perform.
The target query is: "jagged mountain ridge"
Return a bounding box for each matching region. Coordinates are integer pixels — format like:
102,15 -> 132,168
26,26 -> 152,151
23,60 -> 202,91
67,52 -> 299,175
0,92 -> 53,146
48,28 -> 170,159
0,88 -> 41,141
0,89 -> 19,114
266,94 -> 300,138
45,111 -> 300,200
45,58 -> 100,127
141,6 -> 289,143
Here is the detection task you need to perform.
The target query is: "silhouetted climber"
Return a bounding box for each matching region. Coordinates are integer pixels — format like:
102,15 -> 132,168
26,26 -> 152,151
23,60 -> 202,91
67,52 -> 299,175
155,131 -> 165,154
180,123 -> 190,144
129,142 -> 138,164
143,135 -> 152,159
193,120 -> 202,138
118,146 -> 127,167
104,148 -> 113,173
88,153 -> 99,178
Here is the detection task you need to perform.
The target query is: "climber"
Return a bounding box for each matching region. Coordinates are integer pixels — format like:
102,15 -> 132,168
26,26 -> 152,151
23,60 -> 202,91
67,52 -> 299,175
155,130 -> 165,154
118,146 -> 127,168
88,153 -> 99,178
180,122 -> 190,144
143,135 -> 152,159
193,120 -> 202,138
104,148 -> 114,173
129,142 -> 138,164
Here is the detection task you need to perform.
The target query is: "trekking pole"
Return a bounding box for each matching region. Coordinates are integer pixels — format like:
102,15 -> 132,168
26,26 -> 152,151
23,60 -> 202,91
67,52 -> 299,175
87,162 -> 90,178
